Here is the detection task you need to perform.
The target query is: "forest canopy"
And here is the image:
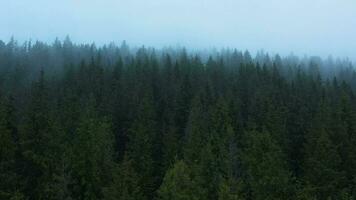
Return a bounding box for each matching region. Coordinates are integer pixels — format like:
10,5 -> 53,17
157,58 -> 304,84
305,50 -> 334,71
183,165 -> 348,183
1,38 -> 356,200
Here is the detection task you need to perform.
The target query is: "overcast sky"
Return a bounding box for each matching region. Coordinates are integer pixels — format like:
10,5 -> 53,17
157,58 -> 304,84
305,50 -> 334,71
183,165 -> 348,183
1,0 -> 355,60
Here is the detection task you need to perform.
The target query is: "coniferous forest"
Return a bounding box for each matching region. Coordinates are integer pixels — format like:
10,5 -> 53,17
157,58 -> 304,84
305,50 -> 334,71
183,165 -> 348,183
1,38 -> 356,200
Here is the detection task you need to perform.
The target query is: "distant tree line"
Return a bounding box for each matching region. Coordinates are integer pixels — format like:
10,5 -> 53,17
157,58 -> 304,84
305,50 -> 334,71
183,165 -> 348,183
1,38 -> 356,199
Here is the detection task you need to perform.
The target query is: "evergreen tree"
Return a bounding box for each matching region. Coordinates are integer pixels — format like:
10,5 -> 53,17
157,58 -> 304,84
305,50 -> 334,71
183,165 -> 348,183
218,178 -> 243,200
104,157 -> 143,200
158,160 -> 203,200
241,130 -> 293,200
183,94 -> 208,165
303,102 -> 343,199
19,70 -> 59,199
70,98 -> 115,200
0,38 -> 355,200
127,93 -> 158,199
0,97 -> 23,199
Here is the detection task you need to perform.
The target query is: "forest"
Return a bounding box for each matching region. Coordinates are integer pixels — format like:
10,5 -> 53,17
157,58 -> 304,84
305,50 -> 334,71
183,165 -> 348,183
1,37 -> 356,200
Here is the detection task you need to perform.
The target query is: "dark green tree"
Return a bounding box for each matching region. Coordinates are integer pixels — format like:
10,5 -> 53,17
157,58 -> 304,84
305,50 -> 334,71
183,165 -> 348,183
0,97 -> 24,199
158,160 -> 203,200
303,103 -> 343,199
19,70 -> 60,199
241,130 -> 293,200
70,99 -> 115,200
126,93 -> 158,199
104,157 -> 143,200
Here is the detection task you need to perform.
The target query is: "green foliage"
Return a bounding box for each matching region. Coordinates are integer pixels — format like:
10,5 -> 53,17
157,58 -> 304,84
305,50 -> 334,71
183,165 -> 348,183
104,157 -> 144,200
0,39 -> 355,199
241,130 -> 293,200
158,160 -> 203,200
126,93 -> 160,199
183,94 -> 208,165
0,98 -> 23,199
303,103 -> 343,199
218,178 -> 244,200
70,101 -> 115,200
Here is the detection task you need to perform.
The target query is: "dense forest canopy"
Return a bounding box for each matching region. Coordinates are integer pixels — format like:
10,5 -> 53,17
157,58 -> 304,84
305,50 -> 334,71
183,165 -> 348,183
1,38 -> 356,200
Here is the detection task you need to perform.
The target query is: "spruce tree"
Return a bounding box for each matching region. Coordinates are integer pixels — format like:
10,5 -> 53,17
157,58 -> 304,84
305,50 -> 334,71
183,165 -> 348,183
127,93 -> 158,199
104,157 -> 143,200
19,70 -> 58,199
0,97 -> 23,199
303,102 -> 343,199
158,160 -> 203,200
241,130 -> 293,200
70,98 -> 115,200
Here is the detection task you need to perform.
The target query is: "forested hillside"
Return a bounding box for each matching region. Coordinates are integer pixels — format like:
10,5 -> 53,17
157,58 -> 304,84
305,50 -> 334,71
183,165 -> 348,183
1,38 -> 356,199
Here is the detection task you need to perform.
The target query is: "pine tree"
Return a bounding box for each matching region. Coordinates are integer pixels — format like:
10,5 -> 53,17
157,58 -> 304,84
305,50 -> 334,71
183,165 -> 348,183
70,98 -> 115,200
200,97 -> 237,199
0,97 -> 23,199
127,93 -> 158,199
19,70 -> 58,199
161,118 -> 180,169
218,178 -> 244,200
208,97 -> 237,176
337,93 -> 356,194
183,94 -> 208,165
241,130 -> 293,200
303,102 -> 343,199
158,160 -> 203,200
104,157 -> 144,200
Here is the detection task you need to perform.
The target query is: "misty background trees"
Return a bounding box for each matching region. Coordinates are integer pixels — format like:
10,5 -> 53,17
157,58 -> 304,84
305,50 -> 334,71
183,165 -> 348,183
1,38 -> 356,199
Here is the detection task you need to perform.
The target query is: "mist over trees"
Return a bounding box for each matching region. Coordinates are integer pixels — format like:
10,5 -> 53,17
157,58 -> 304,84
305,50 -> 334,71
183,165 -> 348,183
1,37 -> 356,199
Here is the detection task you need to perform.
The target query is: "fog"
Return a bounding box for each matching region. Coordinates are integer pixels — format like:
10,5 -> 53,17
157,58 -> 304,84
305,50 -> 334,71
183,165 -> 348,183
1,0 -> 355,60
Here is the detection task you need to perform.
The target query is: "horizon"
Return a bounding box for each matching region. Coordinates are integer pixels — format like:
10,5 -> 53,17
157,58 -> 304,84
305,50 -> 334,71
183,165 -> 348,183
1,0 -> 355,62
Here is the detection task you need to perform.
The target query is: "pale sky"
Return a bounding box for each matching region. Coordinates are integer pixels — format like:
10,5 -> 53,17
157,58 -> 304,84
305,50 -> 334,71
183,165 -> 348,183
1,0 -> 355,60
